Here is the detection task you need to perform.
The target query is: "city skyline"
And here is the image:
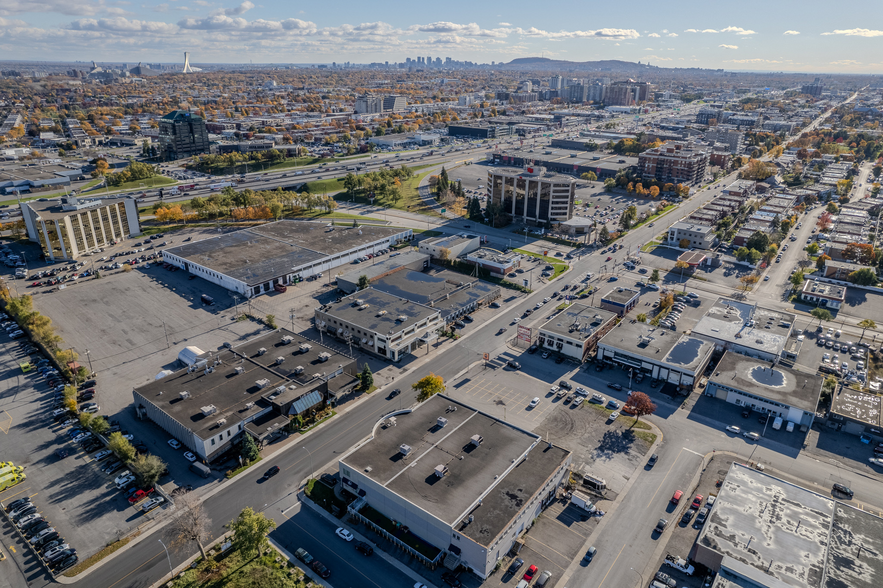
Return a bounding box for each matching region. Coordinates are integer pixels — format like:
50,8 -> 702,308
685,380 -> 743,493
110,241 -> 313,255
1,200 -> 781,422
0,0 -> 881,72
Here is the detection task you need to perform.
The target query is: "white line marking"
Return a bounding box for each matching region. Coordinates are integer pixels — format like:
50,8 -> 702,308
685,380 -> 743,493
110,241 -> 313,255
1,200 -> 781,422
683,447 -> 703,457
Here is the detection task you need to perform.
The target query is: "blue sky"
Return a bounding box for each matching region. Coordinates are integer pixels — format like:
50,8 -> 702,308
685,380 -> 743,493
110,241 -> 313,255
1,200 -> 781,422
0,0 -> 881,72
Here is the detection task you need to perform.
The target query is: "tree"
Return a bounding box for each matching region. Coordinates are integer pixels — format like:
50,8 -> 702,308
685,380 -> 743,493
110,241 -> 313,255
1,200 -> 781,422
739,275 -> 760,291
357,275 -> 370,290
675,260 -> 690,282
78,412 -> 93,430
811,307 -> 833,325
636,313 -> 647,323
745,231 -> 770,253
649,185 -> 660,198
230,507 -> 277,559
108,431 -> 136,463
580,171 -> 597,182
603,178 -> 616,191
623,391 -> 657,426
130,453 -> 168,488
679,238 -> 690,249
240,433 -> 260,463
735,246 -> 750,261
598,225 -> 610,244
649,268 -> 660,283
90,416 -> 110,436
848,268 -> 878,286
816,253 -> 831,270
858,319 -> 877,342
790,270 -> 805,289
413,373 -> 445,402
436,247 -> 451,261
169,492 -> 212,560
269,201 -> 283,220
826,202 -> 840,214
619,206 -> 637,230
360,364 -> 374,390
806,242 -> 820,256
843,243 -> 875,265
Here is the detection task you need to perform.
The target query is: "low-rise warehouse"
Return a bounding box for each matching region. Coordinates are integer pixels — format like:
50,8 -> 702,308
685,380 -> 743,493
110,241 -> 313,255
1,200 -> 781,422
691,298 -> 795,362
537,304 -> 618,361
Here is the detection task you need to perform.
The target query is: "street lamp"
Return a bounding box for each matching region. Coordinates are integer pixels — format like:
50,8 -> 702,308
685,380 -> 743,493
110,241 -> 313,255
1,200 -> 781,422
85,349 -> 94,376
158,539 -> 173,575
303,446 -> 315,482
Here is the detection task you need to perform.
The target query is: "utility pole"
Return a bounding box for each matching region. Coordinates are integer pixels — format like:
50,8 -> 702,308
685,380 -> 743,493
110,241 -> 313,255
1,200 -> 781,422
289,309 -> 295,332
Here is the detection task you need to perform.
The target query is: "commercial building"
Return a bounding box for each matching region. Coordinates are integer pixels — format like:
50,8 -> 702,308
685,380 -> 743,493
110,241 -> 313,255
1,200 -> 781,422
704,129 -> 745,154
418,234 -> 480,260
355,95 -> 383,114
383,96 -> 408,112
829,387 -> 883,437
487,166 -> 575,225
667,220 -> 717,249
638,142 -> 708,186
597,322 -> 715,391
158,110 -> 210,160
336,251 -> 430,294
800,280 -> 846,310
692,463 -> 883,588
604,80 -> 651,106
133,329 -> 358,462
340,395 -> 572,579
493,149 -> 638,181
704,351 -> 820,428
599,287 -> 640,317
162,221 -> 412,298
448,124 -> 514,139
537,304 -> 617,361
801,78 -> 824,97
464,248 -> 523,277
21,195 -> 141,261
691,298 -> 795,362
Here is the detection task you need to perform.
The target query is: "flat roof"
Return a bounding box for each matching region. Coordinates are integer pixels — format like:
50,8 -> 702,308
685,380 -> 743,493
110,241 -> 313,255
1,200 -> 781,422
692,298 -> 795,357
497,148 -> 637,172
540,304 -> 617,341
422,234 -> 477,250
318,288 -> 439,335
601,287 -> 639,305
710,352 -> 821,412
600,320 -> 714,373
466,248 -> 522,264
341,395 -> 570,545
697,463 -> 883,588
337,251 -> 428,284
23,196 -> 133,221
164,221 -> 405,286
830,388 -> 883,428
802,280 -> 846,300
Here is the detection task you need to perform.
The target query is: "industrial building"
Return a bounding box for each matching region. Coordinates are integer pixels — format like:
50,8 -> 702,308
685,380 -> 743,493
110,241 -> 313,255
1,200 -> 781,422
537,304 -> 618,361
339,395 -> 572,579
447,124 -> 515,139
691,463 -> 883,588
335,251 -> 430,294
690,298 -> 795,362
418,234 -> 480,259
133,329 -> 358,462
487,166 -> 575,225
162,221 -> 412,298
21,195 -> 142,261
638,142 -> 709,186
158,110 -> 210,160
667,220 -> 717,249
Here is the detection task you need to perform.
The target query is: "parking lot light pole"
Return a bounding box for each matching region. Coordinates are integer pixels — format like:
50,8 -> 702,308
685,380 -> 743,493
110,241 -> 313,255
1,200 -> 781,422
85,349 -> 94,376
158,539 -> 172,575
303,446 -> 315,482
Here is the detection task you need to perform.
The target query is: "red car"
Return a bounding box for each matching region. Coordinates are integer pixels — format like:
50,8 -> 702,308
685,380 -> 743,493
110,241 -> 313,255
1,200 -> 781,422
691,494 -> 704,509
671,490 -> 683,504
606,256 -> 612,261
523,565 -> 538,581
128,488 -> 155,504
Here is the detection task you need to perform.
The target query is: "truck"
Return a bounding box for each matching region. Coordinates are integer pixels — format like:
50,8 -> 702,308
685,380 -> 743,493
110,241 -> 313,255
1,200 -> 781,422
210,182 -> 234,191
663,554 -> 694,575
772,416 -> 783,430
570,490 -> 597,513
167,187 -> 180,196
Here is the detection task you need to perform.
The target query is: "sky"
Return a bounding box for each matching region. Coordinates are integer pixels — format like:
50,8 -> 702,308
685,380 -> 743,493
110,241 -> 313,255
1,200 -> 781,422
0,0 -> 881,73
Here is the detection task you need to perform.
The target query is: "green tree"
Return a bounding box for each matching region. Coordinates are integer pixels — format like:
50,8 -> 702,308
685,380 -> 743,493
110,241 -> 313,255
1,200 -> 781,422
598,225 -> 610,244
108,431 -> 136,463
240,434 -> 260,463
413,373 -> 445,402
811,307 -> 833,325
806,242 -> 820,256
826,202 -> 840,214
603,178 -> 616,192
130,453 -> 168,488
78,412 -> 93,430
735,246 -> 750,261
649,268 -> 660,283
580,171 -> 598,182
230,507 -> 277,559
748,249 -> 763,264
90,416 -> 110,436
745,231 -> 770,253
636,313 -> 647,322
357,275 -> 370,290
848,268 -> 878,286
360,364 -> 374,390
790,270 -> 805,289
858,319 -> 877,342
269,201 -> 283,220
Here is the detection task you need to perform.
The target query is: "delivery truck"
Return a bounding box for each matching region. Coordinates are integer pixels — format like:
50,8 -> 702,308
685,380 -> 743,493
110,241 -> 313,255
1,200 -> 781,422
571,490 -> 597,513
772,416 -> 783,430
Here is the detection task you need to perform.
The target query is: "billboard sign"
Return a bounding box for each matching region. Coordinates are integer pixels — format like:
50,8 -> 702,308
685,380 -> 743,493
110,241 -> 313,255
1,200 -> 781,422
517,325 -> 532,343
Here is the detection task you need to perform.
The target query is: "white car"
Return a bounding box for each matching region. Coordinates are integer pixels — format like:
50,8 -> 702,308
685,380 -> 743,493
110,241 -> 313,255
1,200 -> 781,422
726,425 -> 741,434
93,449 -> 112,461
609,411 -> 620,420
529,397 -> 540,408
168,439 -> 181,449
549,386 -> 559,394
114,472 -> 134,486
141,497 -> 165,512
183,452 -> 197,462
535,302 -> 544,309
335,527 -> 354,542
512,317 -> 521,324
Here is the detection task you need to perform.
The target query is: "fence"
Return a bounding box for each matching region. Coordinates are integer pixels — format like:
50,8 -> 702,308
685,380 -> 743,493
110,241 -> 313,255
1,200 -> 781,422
347,500 -> 444,570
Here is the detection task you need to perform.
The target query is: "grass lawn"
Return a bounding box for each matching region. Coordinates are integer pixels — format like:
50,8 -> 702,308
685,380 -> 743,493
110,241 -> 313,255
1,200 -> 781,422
360,504 -> 441,560
306,478 -> 349,517
107,175 -> 176,192
513,248 -> 569,279
170,548 -> 308,588
631,204 -> 677,230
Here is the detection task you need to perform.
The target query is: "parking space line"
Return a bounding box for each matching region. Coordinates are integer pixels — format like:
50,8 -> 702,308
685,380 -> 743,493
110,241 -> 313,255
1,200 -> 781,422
0,486 -> 31,500
682,447 -> 703,457
522,536 -> 571,570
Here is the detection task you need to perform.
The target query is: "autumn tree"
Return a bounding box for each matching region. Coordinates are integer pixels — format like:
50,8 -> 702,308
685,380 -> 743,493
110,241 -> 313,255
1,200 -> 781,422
108,431 -> 136,463
623,391 -> 657,426
858,319 -> 877,342
679,238 -> 690,249
674,260 -> 690,281
580,171 -> 597,181
816,253 -> 831,270
413,373 -> 445,402
843,243 -> 875,265
130,453 -> 168,488
739,275 -> 760,291
649,185 -> 660,198
169,492 -> 213,560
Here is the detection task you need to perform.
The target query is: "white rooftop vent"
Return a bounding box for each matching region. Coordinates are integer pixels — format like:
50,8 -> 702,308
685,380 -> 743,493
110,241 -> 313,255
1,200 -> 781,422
470,434 -> 483,447
204,367 -> 215,376
353,299 -> 365,306
377,310 -> 388,316
234,366 -> 244,375
216,418 -> 227,426
179,391 -> 191,400
275,356 -> 285,365
258,347 -> 267,356
275,385 -> 287,394
255,378 -> 271,389
434,464 -> 449,478
294,366 -> 304,375
200,405 -> 217,416
281,335 -> 293,344
318,352 -> 331,362
396,315 -> 408,322
437,416 -> 449,428
359,304 -> 370,310
245,402 -> 255,409
299,343 -> 312,353
399,444 -> 412,457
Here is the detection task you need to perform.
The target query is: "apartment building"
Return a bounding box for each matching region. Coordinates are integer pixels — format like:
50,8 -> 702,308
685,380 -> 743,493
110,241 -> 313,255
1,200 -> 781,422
638,142 -> 708,186
667,220 -> 717,249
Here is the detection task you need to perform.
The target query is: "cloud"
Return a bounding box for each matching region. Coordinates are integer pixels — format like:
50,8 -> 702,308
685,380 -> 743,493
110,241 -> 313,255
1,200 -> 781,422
153,3 -> 168,12
178,14 -> 318,33
68,17 -> 178,34
719,44 -> 738,49
498,22 -> 511,26
667,32 -> 678,37
0,15 -> 27,26
726,58 -> 782,64
783,30 -> 800,35
822,28 -> 883,37
408,22 -> 510,38
719,26 -> 757,35
830,59 -> 861,65
647,33 -> 660,38
643,54 -> 672,61
514,27 -> 639,40
684,29 -> 699,33
193,0 -> 211,5
0,0 -> 127,16
216,1 -> 253,16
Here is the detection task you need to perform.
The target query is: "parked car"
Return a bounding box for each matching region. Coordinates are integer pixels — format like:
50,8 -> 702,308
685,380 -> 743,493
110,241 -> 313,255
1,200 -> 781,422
355,540 -> 373,556
335,527 -> 354,542
671,490 -> 683,504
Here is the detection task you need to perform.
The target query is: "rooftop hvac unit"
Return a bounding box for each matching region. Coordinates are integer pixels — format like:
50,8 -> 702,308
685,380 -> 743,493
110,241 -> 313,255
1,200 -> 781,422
258,347 -> 267,356
434,464 -> 449,478
234,366 -> 244,375
275,356 -> 285,365
204,367 -> 214,375
245,402 -> 255,409
281,335 -> 293,344
294,366 -> 304,375
437,416 -> 449,428
359,304 -> 370,310
396,315 -> 408,322
470,434 -> 483,447
318,352 -> 331,362
275,386 -> 287,394
179,391 -> 191,400
299,343 -> 312,353
255,378 -> 271,389
216,418 -> 227,426
399,444 -> 412,457
200,405 -> 217,416
377,310 -> 388,316
353,299 -> 365,306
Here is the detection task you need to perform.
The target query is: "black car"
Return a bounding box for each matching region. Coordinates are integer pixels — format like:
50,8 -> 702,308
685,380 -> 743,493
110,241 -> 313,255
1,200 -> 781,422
11,504 -> 37,522
833,483 -> 854,499
654,571 -> 677,588
508,557 -> 524,574
583,546 -> 597,562
441,572 -> 463,587
52,554 -> 78,572
559,381 -> 572,390
311,560 -> 331,579
555,356 -> 565,364
355,541 -> 373,556
606,382 -> 623,391
5,497 -> 31,513
20,517 -> 47,534
681,508 -> 696,525
33,532 -> 60,550
654,518 -> 668,533
647,454 -> 658,467
387,388 -> 401,399
507,360 -> 521,370
263,466 -> 280,479
320,473 -> 338,487
742,409 -> 751,418
46,548 -> 76,564
25,521 -> 51,538
527,345 -> 538,354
